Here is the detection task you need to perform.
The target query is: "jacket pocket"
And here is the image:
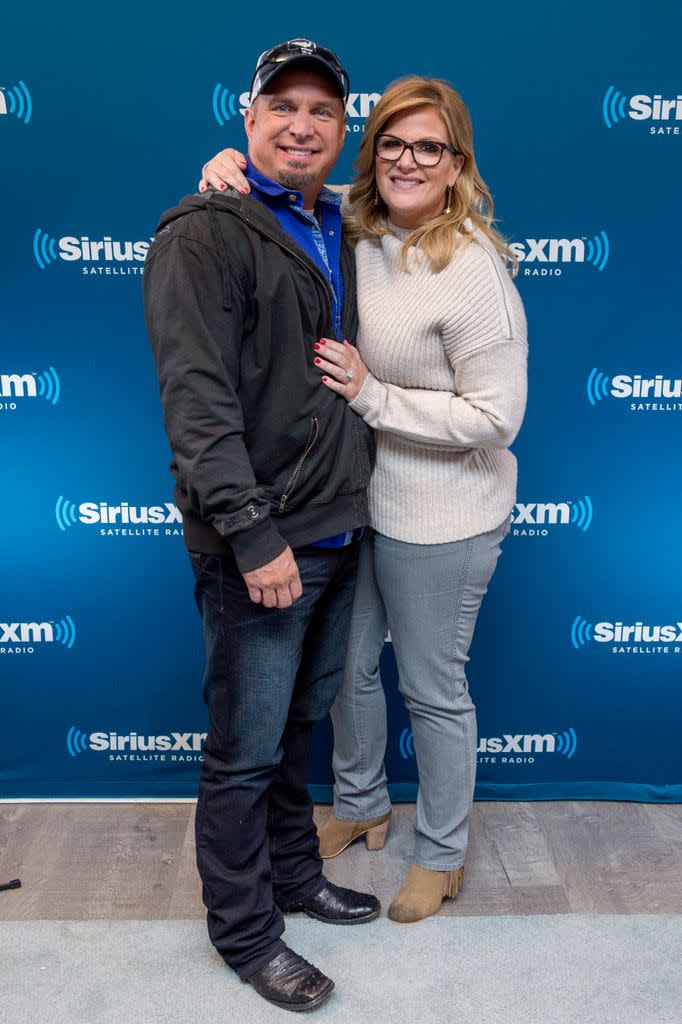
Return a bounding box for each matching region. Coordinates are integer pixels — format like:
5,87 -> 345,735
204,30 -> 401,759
277,417 -> 319,513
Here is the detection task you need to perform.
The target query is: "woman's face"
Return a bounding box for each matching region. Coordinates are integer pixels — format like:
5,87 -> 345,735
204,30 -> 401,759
374,106 -> 465,230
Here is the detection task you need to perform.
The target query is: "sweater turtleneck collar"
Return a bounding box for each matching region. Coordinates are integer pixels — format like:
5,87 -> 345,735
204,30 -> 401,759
385,218 -> 414,241
385,215 -> 476,242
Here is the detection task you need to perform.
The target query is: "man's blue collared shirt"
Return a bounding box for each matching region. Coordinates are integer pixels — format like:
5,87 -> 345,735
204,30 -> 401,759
245,158 -> 344,338
244,160 -> 359,550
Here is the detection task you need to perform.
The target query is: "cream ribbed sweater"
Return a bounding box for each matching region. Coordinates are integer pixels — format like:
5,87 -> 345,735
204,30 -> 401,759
349,222 -> 528,544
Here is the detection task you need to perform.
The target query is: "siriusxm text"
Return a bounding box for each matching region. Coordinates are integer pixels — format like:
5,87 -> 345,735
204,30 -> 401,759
629,95 -> 682,121
78,502 -> 181,524
0,374 -> 36,398
594,622 -> 682,643
513,503 -> 570,525
89,732 -> 207,751
610,375 -> 682,398
511,239 -> 592,263
477,734 -> 556,754
57,237 -> 150,262
1,622 -> 53,643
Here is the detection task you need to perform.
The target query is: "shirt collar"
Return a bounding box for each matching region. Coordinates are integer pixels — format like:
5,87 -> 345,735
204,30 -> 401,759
245,157 -> 342,211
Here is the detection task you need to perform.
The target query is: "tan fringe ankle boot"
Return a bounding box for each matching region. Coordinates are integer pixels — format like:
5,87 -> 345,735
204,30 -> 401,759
317,811 -> 392,859
388,864 -> 464,923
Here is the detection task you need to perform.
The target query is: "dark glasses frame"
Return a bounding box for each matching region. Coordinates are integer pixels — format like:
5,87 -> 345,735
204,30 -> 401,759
375,133 -> 462,166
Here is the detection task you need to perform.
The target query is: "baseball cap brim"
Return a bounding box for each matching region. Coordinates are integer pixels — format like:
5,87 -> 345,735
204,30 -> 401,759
250,54 -> 347,104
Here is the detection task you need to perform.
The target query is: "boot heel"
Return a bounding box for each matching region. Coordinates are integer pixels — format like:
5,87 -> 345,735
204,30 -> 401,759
364,819 -> 390,851
444,867 -> 464,899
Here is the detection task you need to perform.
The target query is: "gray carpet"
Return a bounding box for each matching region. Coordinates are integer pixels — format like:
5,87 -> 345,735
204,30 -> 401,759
3,916 -> 680,1023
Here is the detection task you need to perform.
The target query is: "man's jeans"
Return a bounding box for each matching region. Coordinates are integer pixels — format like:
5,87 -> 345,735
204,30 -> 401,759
189,541 -> 359,980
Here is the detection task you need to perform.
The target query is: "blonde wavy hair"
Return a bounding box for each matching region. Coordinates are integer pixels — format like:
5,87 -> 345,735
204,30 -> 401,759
347,76 -> 516,275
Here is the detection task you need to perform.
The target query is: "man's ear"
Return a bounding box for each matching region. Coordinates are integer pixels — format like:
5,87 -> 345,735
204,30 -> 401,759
244,102 -> 257,140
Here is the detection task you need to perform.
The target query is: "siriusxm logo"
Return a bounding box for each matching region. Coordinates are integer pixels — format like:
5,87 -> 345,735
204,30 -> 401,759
66,727 -> 207,759
511,232 -> 609,277
400,727 -> 578,760
56,496 -> 182,537
512,496 -> 593,537
211,83 -> 381,132
603,86 -> 682,134
33,228 -> 151,275
1,615 -> 76,654
478,728 -> 577,758
572,616 -> 682,654
0,367 -> 60,411
587,368 -> 682,412
0,81 -> 32,124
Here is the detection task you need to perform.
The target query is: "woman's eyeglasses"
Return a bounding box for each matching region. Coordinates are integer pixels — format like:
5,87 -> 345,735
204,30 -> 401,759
375,134 -> 461,167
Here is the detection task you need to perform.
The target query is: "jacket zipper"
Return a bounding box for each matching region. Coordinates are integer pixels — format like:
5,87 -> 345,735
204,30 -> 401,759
278,418 -> 320,513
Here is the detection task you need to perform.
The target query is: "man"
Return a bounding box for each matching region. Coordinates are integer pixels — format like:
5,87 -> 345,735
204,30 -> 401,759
143,40 -> 377,1013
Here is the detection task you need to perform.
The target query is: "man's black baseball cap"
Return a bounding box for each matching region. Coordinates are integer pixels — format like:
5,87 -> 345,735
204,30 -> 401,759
249,38 -> 350,104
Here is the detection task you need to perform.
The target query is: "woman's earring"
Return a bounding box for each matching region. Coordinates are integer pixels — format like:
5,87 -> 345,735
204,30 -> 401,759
444,185 -> 453,215
374,186 -> 380,206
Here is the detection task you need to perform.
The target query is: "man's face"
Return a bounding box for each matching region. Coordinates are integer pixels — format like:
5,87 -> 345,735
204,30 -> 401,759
245,67 -> 346,197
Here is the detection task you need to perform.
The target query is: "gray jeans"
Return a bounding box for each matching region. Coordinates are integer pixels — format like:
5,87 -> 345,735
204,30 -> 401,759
330,520 -> 509,870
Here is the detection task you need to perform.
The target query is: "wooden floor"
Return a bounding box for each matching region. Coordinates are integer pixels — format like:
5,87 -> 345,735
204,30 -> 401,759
1,802 -> 681,920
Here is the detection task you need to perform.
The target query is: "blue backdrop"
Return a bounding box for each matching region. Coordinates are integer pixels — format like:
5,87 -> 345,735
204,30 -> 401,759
2,1 -> 681,800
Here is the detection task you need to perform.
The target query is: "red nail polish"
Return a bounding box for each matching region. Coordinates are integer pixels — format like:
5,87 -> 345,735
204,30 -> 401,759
220,183 -> 227,190
320,339 -> 327,345
322,376 -> 328,382
314,358 -> 321,364
314,343 -> 320,350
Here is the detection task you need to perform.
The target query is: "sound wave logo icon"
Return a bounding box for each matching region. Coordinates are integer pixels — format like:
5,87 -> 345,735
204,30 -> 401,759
54,616 -> 77,648
212,84 -> 239,126
585,231 -> 610,271
570,496 -> 593,532
587,368 -> 611,405
399,728 -> 415,760
603,86 -> 629,128
33,228 -> 57,269
36,367 -> 61,404
0,80 -> 32,124
55,496 -> 78,531
555,728 -> 578,759
66,726 -> 89,757
571,616 -> 593,649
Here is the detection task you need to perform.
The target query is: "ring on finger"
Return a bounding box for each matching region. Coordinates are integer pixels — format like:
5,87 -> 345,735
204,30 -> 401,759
344,370 -> 353,382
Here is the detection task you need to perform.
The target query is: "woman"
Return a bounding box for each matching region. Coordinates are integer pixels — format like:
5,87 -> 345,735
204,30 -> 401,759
198,76 -> 527,923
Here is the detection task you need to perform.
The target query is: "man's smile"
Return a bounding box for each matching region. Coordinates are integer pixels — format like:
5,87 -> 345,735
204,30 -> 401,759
278,145 -> 320,159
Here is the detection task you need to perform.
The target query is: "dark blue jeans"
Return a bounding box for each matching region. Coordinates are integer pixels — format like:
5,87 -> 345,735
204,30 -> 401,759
189,541 -> 359,980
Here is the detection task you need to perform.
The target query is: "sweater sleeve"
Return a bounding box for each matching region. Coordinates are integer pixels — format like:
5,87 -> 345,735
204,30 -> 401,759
349,242 -> 528,450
